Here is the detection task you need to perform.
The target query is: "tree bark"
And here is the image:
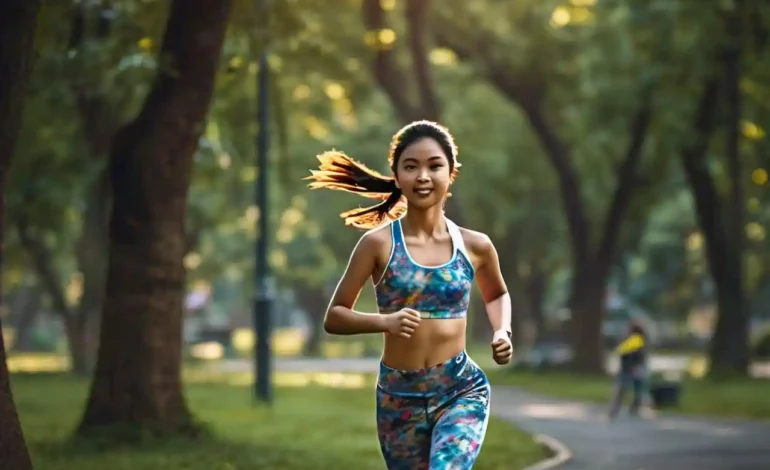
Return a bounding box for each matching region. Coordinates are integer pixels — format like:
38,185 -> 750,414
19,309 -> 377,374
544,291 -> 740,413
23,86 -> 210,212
0,1 -> 41,468
710,15 -> 749,377
77,0 -> 233,438
680,17 -> 750,377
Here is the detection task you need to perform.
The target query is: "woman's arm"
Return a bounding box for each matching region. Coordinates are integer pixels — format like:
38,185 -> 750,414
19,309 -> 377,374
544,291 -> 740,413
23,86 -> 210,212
323,232 -> 388,335
473,234 -> 512,338
466,230 -> 513,364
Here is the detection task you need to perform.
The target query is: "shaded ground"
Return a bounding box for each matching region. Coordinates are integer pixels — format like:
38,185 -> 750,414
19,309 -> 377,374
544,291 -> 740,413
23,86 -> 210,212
493,387 -> 770,470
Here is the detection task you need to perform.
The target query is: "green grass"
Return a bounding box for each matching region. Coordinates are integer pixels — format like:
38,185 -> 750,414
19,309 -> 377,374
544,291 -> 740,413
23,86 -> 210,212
487,368 -> 770,421
12,374 -> 548,470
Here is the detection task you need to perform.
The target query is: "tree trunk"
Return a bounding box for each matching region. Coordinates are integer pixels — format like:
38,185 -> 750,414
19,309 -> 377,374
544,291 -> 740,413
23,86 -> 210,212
13,207 -> 100,374
297,284 -> 327,357
711,261 -> 748,375
680,26 -> 749,377
77,0 -> 233,439
64,315 -> 92,375
71,168 -> 112,375
0,1 -> 40,468
525,270 -> 547,340
7,284 -> 42,352
568,273 -> 606,373
708,16 -> 750,377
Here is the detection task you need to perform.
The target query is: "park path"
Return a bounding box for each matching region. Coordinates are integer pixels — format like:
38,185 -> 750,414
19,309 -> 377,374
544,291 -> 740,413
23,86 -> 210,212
213,357 -> 770,469
491,386 -> 770,470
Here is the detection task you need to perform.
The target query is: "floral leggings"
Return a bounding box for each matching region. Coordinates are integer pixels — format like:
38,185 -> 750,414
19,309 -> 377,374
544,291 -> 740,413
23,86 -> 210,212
375,351 -> 491,470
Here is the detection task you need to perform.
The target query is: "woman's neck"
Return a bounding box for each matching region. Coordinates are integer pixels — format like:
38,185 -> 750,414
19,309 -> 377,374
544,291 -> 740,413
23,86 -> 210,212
402,204 -> 446,238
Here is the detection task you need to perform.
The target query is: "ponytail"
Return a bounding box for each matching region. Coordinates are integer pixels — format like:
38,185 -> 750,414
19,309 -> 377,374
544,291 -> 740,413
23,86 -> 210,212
305,150 -> 407,230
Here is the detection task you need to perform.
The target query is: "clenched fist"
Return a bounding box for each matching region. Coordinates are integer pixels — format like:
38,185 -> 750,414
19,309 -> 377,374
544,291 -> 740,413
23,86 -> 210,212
490,329 -> 513,365
383,308 -> 421,339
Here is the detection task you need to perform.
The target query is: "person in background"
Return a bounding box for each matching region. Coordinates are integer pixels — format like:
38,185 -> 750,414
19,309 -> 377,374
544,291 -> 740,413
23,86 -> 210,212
608,319 -> 648,419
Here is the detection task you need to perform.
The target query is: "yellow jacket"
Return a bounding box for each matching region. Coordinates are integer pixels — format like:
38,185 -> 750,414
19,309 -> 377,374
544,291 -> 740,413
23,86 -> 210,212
616,333 -> 645,355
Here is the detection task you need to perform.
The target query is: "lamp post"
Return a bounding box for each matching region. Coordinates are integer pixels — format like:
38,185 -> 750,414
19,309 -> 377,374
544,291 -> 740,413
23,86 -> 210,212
253,0 -> 273,404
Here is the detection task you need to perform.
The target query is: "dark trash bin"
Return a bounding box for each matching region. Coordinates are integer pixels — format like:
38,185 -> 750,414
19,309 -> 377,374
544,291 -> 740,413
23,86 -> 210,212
649,381 -> 681,409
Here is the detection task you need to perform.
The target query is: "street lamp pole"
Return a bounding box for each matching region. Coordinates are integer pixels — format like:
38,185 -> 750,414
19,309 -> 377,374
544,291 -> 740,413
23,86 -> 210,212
254,0 -> 273,404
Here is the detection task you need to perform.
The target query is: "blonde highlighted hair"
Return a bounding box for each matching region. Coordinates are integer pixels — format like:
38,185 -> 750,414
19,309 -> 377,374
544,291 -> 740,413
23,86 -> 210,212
305,120 -> 460,230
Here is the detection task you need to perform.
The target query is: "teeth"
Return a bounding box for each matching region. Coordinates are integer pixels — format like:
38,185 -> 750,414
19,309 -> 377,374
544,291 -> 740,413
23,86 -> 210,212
416,189 -> 431,194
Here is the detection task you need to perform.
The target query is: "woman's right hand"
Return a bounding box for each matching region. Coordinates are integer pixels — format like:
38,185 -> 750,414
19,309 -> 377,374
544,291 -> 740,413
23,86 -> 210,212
383,308 -> 421,338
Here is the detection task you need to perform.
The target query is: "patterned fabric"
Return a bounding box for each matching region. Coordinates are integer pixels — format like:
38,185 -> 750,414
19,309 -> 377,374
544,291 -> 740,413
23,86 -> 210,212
375,218 -> 474,319
376,351 -> 491,470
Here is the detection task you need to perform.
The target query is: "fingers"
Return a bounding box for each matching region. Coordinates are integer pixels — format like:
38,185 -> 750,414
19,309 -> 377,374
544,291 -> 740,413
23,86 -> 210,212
401,308 -> 422,320
401,325 -> 416,335
491,339 -> 513,364
493,350 -> 513,364
493,340 -> 512,354
397,308 -> 421,338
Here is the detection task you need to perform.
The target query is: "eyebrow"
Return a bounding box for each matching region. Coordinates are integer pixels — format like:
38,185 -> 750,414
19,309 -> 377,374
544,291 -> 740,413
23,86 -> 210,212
402,156 -> 445,163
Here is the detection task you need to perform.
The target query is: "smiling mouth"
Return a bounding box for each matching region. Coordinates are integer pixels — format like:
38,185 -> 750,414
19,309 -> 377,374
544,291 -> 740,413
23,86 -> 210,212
414,188 -> 433,196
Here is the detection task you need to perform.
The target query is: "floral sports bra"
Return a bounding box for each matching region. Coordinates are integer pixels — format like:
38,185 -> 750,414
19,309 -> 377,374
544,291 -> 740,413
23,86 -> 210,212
374,217 -> 474,319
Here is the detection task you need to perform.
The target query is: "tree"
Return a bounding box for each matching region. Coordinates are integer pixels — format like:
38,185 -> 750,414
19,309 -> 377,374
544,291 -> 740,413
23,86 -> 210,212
433,1 -> 655,371
77,0 -> 233,437
4,0 -> 164,374
678,1 -> 769,377
361,0 -> 465,222
0,1 -> 41,468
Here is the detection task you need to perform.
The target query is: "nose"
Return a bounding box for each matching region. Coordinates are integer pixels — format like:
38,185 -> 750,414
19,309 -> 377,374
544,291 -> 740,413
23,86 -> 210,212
417,169 -> 430,182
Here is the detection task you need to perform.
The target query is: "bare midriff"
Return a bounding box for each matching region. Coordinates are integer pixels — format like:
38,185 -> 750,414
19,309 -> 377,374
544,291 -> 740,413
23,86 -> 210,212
381,317 -> 467,370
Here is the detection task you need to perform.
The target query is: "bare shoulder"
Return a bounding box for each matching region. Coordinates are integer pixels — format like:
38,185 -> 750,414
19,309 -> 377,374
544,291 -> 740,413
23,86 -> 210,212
457,226 -> 496,268
457,226 -> 494,254
352,220 -> 394,268
361,221 -> 392,250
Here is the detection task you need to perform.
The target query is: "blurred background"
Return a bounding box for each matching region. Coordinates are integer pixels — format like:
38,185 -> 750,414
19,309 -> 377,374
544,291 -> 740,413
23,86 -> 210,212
1,0 -> 769,469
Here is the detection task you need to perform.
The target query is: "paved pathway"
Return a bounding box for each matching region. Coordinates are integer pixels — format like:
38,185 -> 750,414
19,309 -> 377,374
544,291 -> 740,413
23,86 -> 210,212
492,387 -> 770,470
213,357 -> 770,469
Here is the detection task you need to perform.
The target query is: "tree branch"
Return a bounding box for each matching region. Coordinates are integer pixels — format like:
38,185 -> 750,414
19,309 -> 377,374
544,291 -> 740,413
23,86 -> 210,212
362,0 -> 418,122
13,213 -> 72,320
594,90 -> 654,276
405,0 -> 440,120
68,0 -> 121,157
434,26 -> 590,266
681,78 -> 724,276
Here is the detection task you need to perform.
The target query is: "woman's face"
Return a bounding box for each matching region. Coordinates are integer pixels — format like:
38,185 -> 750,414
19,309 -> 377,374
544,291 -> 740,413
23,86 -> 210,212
394,137 -> 452,210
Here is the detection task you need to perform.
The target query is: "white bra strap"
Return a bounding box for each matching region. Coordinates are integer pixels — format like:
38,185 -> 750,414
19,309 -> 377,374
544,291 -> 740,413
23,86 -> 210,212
445,218 -> 469,260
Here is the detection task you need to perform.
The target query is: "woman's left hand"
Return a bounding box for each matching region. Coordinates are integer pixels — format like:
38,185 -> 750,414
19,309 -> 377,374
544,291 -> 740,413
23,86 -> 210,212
490,330 -> 513,365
